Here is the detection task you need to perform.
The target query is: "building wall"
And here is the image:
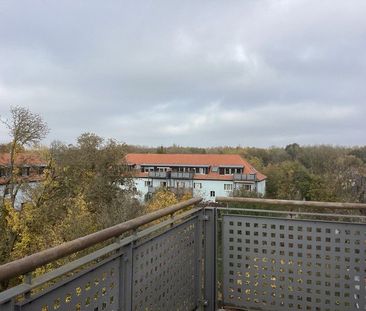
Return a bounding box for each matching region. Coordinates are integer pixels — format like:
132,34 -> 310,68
133,177 -> 266,202
0,182 -> 38,210
193,180 -> 234,202
256,180 -> 266,196
134,178 -> 148,201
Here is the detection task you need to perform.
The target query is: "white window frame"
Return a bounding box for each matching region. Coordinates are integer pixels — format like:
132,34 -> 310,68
224,184 -> 233,191
194,182 -> 202,189
243,184 -> 251,191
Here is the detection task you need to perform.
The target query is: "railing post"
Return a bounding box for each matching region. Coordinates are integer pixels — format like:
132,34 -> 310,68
24,272 -> 32,300
119,243 -> 134,311
194,209 -> 204,309
203,207 -> 216,310
120,230 -> 137,311
0,300 -> 15,311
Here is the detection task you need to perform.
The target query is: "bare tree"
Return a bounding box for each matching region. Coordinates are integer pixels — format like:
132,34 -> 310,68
1,106 -> 49,207
0,106 -> 48,287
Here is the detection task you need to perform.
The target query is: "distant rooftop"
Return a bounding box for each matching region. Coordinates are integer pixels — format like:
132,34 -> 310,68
126,153 -> 266,181
0,153 -> 46,167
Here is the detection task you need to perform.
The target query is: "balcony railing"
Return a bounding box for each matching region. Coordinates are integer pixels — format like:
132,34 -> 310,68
147,171 -> 168,178
1,197 -> 366,310
147,171 -> 195,179
233,173 -> 256,181
170,172 -> 194,179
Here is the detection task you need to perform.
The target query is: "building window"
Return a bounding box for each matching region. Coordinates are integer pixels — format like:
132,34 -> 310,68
224,184 -> 233,191
210,191 -> 215,197
194,182 -> 202,189
160,181 -> 167,187
144,181 -> 151,187
38,166 -> 45,175
243,184 -> 251,191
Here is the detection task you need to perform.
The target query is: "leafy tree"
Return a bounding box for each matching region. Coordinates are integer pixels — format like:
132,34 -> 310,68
297,145 -> 347,174
146,187 -> 193,214
0,132 -> 143,290
349,146 -> 366,164
45,133 -> 143,229
285,143 -> 301,160
264,161 -> 312,200
146,188 -> 178,212
156,146 -> 166,154
0,106 -> 49,288
232,187 -> 263,198
0,106 -> 49,208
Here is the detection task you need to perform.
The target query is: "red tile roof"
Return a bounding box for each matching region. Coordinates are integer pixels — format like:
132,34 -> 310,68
0,153 -> 46,166
126,153 -> 266,181
0,153 -> 47,185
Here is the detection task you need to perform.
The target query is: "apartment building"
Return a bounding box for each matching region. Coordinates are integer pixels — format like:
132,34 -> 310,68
0,153 -> 47,209
126,153 -> 266,201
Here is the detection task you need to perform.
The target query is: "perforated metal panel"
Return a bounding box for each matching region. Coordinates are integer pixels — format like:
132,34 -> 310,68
222,215 -> 366,311
18,258 -> 120,311
132,218 -> 198,311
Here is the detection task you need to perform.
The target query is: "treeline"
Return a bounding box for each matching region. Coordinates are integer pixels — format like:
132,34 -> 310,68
128,143 -> 366,203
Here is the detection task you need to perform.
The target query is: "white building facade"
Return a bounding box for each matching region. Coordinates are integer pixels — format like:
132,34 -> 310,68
126,154 -> 266,202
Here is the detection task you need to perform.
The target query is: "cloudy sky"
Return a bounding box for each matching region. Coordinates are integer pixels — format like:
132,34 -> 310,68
0,0 -> 365,147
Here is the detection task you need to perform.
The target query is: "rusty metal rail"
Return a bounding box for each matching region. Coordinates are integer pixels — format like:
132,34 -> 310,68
0,197 -> 202,283
216,196 -> 366,209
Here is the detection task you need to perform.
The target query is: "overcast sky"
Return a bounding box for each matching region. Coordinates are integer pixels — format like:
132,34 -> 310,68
0,0 -> 365,147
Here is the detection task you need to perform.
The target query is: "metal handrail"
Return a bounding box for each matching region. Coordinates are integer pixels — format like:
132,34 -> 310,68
0,197 -> 202,282
216,196 -> 366,209
0,206 -> 202,302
